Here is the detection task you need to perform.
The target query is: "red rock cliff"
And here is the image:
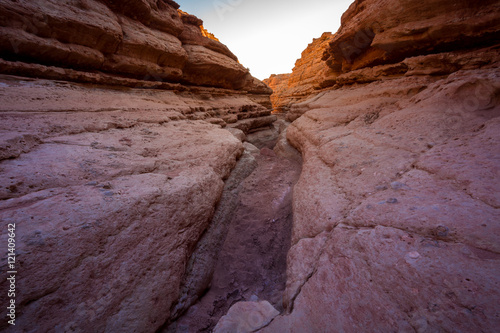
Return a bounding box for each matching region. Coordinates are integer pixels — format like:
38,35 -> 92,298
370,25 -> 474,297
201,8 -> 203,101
267,0 -> 500,120
323,0 -> 500,76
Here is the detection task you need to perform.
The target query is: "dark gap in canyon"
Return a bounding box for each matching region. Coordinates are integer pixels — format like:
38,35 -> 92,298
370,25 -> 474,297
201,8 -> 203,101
163,120 -> 302,333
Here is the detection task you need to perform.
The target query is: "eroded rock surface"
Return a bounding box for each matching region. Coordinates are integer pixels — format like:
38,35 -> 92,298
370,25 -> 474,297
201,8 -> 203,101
214,301 -> 279,333
264,32 -> 334,114
323,0 -> 500,77
0,0 -> 271,93
0,1 -> 274,332
0,109 -> 241,332
263,68 -> 500,331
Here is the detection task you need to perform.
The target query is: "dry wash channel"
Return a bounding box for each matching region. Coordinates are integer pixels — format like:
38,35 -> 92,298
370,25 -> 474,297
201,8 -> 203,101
164,120 -> 303,332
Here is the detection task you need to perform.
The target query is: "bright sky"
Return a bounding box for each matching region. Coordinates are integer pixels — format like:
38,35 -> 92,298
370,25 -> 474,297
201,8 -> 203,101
176,0 -> 354,80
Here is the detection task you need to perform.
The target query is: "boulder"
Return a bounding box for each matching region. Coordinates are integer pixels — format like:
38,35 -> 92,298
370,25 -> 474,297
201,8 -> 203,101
214,301 -> 279,333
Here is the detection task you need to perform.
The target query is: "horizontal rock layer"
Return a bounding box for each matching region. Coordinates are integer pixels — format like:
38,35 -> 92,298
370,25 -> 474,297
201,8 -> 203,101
264,32 -> 333,113
323,0 -> 500,77
266,0 -> 500,118
0,0 -> 272,94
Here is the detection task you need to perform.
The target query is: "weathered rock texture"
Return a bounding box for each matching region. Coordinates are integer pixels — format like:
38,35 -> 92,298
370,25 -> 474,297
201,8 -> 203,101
323,0 -> 500,78
264,32 -> 333,114
241,0 -> 500,332
0,0 -> 270,91
263,73 -> 291,113
0,1 -> 274,332
214,301 -> 279,333
266,0 -> 500,121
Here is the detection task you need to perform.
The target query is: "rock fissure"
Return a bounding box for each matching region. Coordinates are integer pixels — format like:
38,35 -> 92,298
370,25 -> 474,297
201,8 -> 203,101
165,130 -> 303,332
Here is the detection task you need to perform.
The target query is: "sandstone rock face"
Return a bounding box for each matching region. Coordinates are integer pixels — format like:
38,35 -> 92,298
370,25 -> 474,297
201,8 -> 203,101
264,33 -> 333,114
0,1 -> 274,332
0,0 -> 272,95
287,33 -> 334,91
0,76 -> 262,332
323,0 -> 500,79
0,0 -> 274,130
263,73 -> 291,113
254,1 -> 500,332
260,63 -> 500,333
267,0 -> 500,121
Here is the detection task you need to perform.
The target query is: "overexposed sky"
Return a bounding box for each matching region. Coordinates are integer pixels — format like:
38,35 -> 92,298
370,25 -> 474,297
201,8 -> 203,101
176,0 -> 354,80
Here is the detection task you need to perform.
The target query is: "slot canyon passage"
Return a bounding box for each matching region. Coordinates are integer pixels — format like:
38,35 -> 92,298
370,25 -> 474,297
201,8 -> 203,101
0,0 -> 499,332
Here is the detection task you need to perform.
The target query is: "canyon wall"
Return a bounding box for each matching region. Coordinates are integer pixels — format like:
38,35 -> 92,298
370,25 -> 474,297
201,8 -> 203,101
264,32 -> 333,114
224,0 -> 500,332
0,0 -> 274,331
266,0 -> 500,119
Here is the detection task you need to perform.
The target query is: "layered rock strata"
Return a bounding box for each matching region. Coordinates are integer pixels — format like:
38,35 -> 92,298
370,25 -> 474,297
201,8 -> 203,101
234,0 -> 500,331
322,0 -> 500,78
0,0 -> 273,331
267,0 -> 500,121
0,1 -> 268,89
264,32 -> 333,114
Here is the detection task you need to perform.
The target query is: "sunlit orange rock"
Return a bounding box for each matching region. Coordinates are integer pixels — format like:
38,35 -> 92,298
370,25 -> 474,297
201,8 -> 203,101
264,32 -> 334,115
323,0 -> 500,79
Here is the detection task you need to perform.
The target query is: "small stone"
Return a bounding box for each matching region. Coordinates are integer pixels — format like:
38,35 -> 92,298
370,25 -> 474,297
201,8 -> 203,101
103,191 -> 114,197
86,181 -> 98,186
436,225 -> 450,237
375,185 -> 388,191
387,198 -> 398,204
97,182 -> 112,189
214,301 -> 279,333
408,251 -> 421,259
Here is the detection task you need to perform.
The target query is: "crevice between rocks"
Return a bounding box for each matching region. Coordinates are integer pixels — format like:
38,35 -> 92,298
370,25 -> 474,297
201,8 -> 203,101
160,119 -> 303,332
165,147 -> 259,325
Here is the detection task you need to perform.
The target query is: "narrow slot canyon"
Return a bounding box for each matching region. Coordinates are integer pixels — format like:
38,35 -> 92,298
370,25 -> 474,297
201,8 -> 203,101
165,121 -> 302,332
0,0 -> 499,332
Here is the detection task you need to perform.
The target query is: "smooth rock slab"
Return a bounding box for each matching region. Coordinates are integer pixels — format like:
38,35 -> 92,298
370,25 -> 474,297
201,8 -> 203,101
214,301 -> 279,333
